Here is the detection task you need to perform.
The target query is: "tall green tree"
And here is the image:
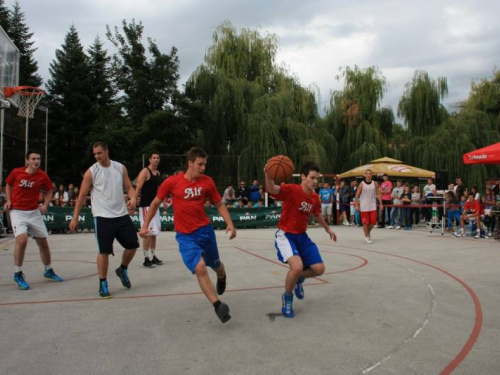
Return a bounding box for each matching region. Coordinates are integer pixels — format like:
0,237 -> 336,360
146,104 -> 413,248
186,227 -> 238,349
46,25 -> 93,183
397,70 -> 448,137
0,0 -> 10,33
8,1 -> 42,86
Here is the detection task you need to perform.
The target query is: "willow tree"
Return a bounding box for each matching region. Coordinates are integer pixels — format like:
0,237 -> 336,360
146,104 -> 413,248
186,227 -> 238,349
327,66 -> 391,171
185,22 -> 329,185
398,70 -> 448,137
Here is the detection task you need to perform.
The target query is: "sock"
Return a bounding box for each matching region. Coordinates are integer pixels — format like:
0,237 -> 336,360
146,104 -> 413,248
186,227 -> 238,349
143,249 -> 150,259
99,278 -> 106,282
461,228 -> 465,234
120,264 -> 128,270
297,276 -> 305,284
15,266 -> 22,273
213,300 -> 221,309
44,264 -> 52,271
284,292 -> 293,297
151,248 -> 155,257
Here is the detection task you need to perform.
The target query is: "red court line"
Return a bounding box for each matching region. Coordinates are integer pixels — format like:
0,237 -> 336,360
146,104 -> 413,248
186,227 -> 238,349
319,242 -> 482,375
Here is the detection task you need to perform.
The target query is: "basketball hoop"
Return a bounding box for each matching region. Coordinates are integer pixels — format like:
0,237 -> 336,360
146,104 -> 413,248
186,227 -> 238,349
4,86 -> 45,118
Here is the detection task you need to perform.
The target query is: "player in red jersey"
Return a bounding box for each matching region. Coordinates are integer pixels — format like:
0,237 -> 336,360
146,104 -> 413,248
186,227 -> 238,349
5,150 -> 63,290
264,161 -> 337,318
139,147 -> 236,323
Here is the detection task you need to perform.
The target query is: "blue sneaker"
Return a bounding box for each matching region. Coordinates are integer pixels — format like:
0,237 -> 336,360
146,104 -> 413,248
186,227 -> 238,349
99,280 -> 111,298
14,272 -> 30,290
115,267 -> 131,289
281,293 -> 294,318
294,276 -> 305,300
43,269 -> 64,282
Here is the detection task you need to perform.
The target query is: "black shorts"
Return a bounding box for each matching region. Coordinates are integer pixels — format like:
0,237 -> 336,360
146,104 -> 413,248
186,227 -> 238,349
94,215 -> 139,255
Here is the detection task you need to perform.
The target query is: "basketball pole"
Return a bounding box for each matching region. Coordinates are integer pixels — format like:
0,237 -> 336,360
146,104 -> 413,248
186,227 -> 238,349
45,107 -> 48,172
24,114 -> 28,158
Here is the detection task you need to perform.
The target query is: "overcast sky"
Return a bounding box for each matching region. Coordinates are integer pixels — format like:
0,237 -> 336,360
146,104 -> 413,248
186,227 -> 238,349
8,0 -> 500,120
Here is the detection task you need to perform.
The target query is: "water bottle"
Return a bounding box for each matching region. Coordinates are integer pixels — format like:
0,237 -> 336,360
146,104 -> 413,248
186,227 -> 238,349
431,203 -> 438,224
465,224 -> 472,237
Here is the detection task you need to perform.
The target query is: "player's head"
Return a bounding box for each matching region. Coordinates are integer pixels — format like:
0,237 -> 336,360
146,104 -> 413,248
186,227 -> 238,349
364,169 -> 373,181
186,147 -> 208,177
25,150 -> 41,170
149,151 -> 160,167
92,141 -> 109,165
300,162 -> 320,192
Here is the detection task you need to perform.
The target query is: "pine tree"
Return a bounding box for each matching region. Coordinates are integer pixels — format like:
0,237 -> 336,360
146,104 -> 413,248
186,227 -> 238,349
0,0 -> 11,34
8,1 -> 42,87
46,25 -> 93,183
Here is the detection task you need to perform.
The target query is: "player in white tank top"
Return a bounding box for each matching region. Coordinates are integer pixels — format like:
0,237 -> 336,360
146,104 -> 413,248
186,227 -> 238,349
355,169 -> 383,244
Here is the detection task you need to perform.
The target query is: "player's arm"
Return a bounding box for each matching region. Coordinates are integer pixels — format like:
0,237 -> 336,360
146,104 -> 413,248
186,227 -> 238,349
139,197 -> 162,238
354,183 -> 363,210
122,166 -> 136,212
215,201 -> 237,239
134,168 -> 147,201
70,170 -> 92,232
314,212 -> 337,242
4,183 -> 12,211
263,168 -> 280,195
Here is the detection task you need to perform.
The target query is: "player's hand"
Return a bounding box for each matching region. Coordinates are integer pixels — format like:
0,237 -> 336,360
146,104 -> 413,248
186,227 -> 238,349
127,197 -> 137,213
39,205 -> 48,214
139,227 -> 149,239
354,203 -> 360,212
3,201 -> 11,211
327,228 -> 337,242
69,218 -> 78,233
226,225 -> 236,240
379,204 -> 383,210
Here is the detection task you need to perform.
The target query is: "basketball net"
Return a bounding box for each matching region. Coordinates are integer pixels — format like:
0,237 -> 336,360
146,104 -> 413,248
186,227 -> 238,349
4,86 -> 45,118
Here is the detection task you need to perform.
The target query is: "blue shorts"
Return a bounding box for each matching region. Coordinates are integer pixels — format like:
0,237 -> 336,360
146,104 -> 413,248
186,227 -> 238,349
175,225 -> 222,274
274,230 -> 323,267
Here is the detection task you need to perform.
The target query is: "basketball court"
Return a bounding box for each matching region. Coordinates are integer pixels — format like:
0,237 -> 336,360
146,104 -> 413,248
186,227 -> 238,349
0,226 -> 498,374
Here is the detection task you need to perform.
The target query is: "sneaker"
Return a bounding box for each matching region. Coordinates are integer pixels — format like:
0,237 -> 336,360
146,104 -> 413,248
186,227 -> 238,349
396,226 -> 401,230
217,275 -> 227,295
99,280 -> 111,299
14,272 -> 30,290
151,256 -> 163,266
386,225 -> 393,229
281,293 -> 294,318
453,232 -> 464,237
488,232 -> 492,237
294,277 -> 305,300
365,237 -> 373,244
143,257 -> 154,268
474,232 -> 481,239
214,302 -> 231,323
43,269 -> 64,282
115,267 -> 131,289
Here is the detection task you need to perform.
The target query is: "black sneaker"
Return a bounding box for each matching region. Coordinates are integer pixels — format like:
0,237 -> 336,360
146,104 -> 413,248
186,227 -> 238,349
143,257 -> 154,268
217,276 -> 227,295
214,302 -> 231,323
115,267 -> 131,289
151,256 -> 163,266
99,280 -> 111,299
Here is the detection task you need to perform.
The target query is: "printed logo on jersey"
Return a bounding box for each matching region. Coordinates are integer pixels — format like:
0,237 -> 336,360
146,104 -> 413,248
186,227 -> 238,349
184,187 -> 203,199
19,180 -> 35,188
299,202 -> 313,212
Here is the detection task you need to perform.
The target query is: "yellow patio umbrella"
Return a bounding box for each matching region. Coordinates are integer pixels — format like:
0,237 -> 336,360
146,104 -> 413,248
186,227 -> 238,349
339,157 -> 435,179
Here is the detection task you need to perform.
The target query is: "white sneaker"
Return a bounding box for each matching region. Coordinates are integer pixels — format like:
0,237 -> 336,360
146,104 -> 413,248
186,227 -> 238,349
453,232 -> 464,237
386,225 -> 393,229
365,237 -> 373,244
488,232 -> 492,237
474,232 -> 481,239
396,226 -> 401,230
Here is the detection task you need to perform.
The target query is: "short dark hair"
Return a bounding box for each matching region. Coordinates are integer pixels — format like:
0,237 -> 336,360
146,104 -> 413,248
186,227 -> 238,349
149,151 -> 160,159
300,162 -> 320,177
26,149 -> 41,159
93,141 -> 108,150
365,169 -> 373,174
186,147 -> 207,164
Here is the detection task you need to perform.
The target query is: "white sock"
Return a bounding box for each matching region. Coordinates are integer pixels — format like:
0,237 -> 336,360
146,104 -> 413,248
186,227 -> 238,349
44,264 -> 52,271
143,250 -> 150,259
460,228 -> 464,234
15,266 -> 22,273
151,248 -> 155,257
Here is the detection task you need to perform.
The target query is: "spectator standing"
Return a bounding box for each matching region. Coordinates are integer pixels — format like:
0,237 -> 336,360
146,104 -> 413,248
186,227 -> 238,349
483,188 -> 496,236
446,191 -> 461,232
401,185 -> 412,230
338,180 -> 351,225
422,178 -> 436,222
319,183 -> 334,225
411,185 -> 421,227
454,177 -> 466,198
249,180 -> 261,207
349,180 -> 360,226
389,180 -> 404,229
379,174 -> 392,228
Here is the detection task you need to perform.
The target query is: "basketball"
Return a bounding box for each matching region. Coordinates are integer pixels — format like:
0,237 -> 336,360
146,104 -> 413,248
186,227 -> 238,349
265,155 -> 294,184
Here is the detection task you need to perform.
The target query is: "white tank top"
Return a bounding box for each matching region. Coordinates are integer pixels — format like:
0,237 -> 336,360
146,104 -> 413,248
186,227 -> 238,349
90,160 -> 128,218
360,180 -> 377,212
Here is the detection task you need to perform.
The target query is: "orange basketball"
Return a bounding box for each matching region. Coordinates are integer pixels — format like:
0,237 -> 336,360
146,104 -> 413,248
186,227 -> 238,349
266,155 -> 295,184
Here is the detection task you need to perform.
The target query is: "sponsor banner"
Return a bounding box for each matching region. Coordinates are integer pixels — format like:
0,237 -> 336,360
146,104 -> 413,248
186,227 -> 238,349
39,206 -> 282,230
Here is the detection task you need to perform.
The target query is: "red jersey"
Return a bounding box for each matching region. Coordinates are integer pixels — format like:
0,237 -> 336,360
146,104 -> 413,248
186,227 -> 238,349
157,172 -> 222,234
464,200 -> 482,215
6,167 -> 52,210
272,184 -> 320,234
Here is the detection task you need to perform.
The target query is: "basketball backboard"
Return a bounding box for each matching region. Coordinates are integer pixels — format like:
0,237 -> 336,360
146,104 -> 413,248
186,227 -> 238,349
0,25 -> 20,108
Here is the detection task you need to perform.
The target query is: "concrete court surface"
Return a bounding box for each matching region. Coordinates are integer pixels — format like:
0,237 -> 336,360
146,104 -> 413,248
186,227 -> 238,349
0,225 -> 498,375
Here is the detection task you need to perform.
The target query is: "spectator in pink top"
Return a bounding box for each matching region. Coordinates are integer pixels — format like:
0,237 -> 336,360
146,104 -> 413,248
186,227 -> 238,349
379,173 -> 392,228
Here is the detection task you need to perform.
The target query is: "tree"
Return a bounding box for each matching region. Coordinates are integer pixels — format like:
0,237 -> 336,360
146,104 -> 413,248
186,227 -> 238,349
0,0 -> 10,33
397,70 -> 448,137
46,25 -> 94,183
8,1 -> 42,87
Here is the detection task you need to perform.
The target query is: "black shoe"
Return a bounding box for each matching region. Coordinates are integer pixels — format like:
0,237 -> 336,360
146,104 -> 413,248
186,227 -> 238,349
115,267 -> 131,289
151,256 -> 163,266
143,257 -> 154,268
215,302 -> 231,323
217,276 -> 227,295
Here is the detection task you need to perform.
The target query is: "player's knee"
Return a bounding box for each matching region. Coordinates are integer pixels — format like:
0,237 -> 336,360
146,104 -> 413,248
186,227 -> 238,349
194,262 -> 208,276
313,264 -> 325,276
17,235 -> 28,247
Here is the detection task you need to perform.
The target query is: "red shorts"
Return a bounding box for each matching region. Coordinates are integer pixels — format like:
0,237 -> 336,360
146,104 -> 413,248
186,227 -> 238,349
361,210 -> 377,225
